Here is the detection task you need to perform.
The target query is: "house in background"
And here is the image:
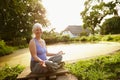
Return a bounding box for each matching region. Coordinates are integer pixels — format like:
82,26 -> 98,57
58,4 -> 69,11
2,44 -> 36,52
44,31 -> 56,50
62,25 -> 89,38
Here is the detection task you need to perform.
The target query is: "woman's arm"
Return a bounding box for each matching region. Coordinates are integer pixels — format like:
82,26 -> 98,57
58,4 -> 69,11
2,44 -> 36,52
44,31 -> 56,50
42,39 -> 65,56
46,52 -> 56,56
42,39 -> 56,56
29,39 -> 46,67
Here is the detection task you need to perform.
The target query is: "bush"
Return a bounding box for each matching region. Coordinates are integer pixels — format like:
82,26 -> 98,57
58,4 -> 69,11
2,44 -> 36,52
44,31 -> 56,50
88,35 -> 102,41
0,64 -> 25,80
73,37 -> 81,41
66,51 -> 120,80
102,35 -> 114,41
61,35 -> 70,42
80,36 -> 88,41
112,35 -> 120,42
44,37 -> 58,44
0,40 -> 14,56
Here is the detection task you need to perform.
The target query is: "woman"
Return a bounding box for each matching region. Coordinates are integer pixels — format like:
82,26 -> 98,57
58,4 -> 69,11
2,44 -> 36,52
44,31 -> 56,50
29,23 -> 64,73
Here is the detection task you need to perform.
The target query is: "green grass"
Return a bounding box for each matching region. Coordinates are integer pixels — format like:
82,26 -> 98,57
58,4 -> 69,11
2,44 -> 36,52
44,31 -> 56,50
65,51 -> 120,80
0,64 -> 25,80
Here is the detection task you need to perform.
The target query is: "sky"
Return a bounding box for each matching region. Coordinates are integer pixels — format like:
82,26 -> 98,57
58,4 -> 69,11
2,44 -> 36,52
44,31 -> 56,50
42,0 -> 85,32
42,0 -> 120,32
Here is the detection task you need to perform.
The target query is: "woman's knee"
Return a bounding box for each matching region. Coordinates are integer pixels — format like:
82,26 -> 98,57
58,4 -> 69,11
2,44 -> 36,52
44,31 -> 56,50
32,63 -> 48,73
53,54 -> 62,63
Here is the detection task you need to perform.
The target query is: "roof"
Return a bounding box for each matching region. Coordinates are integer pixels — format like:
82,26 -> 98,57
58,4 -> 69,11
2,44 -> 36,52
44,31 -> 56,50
64,25 -> 83,35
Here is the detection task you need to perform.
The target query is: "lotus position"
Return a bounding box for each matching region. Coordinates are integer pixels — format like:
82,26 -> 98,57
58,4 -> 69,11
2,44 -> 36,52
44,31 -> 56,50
29,23 -> 64,73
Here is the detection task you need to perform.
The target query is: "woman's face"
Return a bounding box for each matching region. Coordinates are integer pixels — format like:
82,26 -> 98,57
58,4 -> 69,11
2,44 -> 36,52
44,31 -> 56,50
34,27 -> 43,36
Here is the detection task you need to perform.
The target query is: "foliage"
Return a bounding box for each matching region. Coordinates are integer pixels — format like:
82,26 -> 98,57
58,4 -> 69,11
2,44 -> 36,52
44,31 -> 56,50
81,0 -> 120,35
42,33 -> 120,44
79,36 -> 88,42
0,0 -> 49,46
80,30 -> 89,36
0,64 -> 25,80
79,34 -> 120,42
88,35 -> 102,41
101,16 -> 120,34
66,51 -> 120,80
102,35 -> 113,41
0,40 -> 14,56
101,34 -> 120,42
61,35 -> 70,42
42,30 -> 60,44
43,30 -> 119,44
42,30 -> 71,44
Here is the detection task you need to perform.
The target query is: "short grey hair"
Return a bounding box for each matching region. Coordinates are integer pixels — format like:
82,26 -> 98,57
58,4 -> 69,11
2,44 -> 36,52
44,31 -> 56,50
32,23 -> 42,32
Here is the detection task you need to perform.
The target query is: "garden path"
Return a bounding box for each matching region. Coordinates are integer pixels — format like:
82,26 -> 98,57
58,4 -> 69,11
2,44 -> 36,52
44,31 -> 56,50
0,41 -> 120,67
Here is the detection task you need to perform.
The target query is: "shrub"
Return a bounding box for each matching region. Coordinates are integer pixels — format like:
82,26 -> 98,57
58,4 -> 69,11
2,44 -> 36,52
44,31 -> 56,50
112,35 -> 120,42
101,35 -> 113,41
0,40 -> 14,56
61,35 -> 70,42
73,37 -> 81,41
88,35 -> 102,41
0,64 -> 25,80
44,37 -> 58,44
80,36 -> 88,41
66,51 -> 120,80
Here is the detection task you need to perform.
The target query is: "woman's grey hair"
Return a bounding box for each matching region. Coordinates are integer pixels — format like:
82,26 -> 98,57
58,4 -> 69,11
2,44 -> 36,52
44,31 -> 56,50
32,23 -> 42,32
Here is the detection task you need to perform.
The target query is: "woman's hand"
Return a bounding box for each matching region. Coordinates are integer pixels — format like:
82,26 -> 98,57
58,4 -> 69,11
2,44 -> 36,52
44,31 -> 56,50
57,51 -> 65,55
39,60 -> 46,67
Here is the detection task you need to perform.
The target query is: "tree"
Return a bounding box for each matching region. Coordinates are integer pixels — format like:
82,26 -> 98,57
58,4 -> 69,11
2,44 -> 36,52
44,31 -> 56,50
101,16 -> 120,34
0,0 -> 49,46
81,0 -> 120,35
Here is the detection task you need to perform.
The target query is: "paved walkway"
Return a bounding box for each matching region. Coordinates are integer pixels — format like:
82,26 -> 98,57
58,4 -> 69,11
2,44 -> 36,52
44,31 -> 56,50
0,42 -> 120,67
48,41 -> 120,62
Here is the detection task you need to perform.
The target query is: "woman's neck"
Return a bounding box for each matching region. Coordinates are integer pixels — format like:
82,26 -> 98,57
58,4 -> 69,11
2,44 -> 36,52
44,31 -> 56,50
35,36 -> 41,40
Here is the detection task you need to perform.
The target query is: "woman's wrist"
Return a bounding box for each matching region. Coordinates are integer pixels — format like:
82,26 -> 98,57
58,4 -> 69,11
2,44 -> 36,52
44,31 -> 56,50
39,59 -> 42,62
39,60 -> 46,67
39,60 -> 43,65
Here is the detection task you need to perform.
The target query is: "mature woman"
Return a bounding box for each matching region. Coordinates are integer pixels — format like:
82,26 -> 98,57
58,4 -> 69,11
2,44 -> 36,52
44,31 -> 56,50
29,23 -> 64,73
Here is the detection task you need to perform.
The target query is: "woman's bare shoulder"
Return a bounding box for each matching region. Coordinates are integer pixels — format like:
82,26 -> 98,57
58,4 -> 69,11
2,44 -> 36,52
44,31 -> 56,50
29,38 -> 35,44
41,39 -> 45,42
41,39 -> 46,43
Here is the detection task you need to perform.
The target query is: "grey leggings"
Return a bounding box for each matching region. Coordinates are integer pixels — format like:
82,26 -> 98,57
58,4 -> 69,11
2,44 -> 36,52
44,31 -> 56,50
30,54 -> 62,73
